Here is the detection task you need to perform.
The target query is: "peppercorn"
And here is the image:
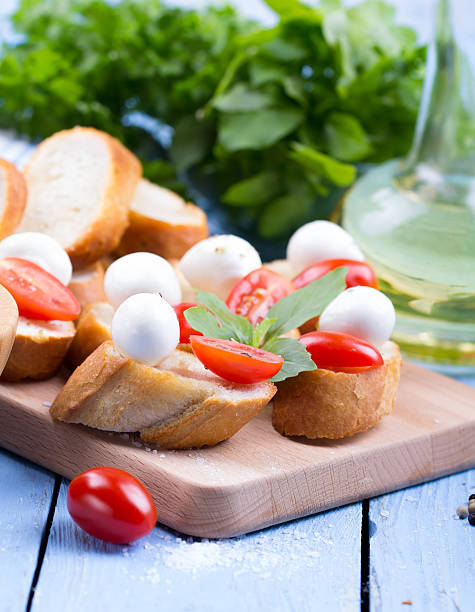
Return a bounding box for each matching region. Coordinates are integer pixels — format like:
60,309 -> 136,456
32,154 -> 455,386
456,505 -> 468,519
469,514 -> 475,526
469,494 -> 475,502
468,501 -> 475,514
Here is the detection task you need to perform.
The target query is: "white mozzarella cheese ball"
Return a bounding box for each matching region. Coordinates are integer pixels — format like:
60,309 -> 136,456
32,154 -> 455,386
111,293 -> 179,365
319,286 -> 396,348
104,252 -> 181,309
0,232 -> 72,285
178,234 -> 262,300
287,221 -> 364,273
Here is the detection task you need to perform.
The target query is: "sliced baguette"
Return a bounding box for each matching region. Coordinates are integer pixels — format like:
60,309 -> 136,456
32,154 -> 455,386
19,127 -> 141,268
51,341 -> 276,449
1,317 -> 76,382
67,301 -> 113,367
116,179 -> 208,260
68,261 -> 106,309
0,158 -> 27,239
264,259 -> 296,281
272,341 -> 401,440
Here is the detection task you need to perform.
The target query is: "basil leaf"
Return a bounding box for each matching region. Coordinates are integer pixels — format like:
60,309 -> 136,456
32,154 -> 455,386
222,172 -> 281,207
252,317 -> 277,347
212,83 -> 276,113
263,336 -> 316,382
289,142 -> 356,186
266,268 -> 347,336
183,306 -> 230,340
195,290 -> 254,345
324,112 -> 372,162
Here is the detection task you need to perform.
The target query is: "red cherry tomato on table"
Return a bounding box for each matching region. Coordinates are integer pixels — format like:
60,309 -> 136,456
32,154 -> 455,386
300,331 -> 383,373
293,259 -> 378,290
173,302 -> 203,344
0,257 -> 80,321
226,268 -> 295,326
190,335 -> 283,384
67,467 -> 157,544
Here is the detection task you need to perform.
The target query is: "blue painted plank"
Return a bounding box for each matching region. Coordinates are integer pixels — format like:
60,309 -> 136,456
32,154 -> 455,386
32,480 -> 362,612
369,469 -> 475,611
0,449 -> 56,611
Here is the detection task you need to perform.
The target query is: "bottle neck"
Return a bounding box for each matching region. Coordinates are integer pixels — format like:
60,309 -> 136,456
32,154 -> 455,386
397,0 -> 475,204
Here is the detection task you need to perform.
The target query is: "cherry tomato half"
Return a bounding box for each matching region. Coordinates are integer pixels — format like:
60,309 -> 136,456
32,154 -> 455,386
190,335 -> 283,384
293,259 -> 378,290
299,331 -> 383,373
173,302 -> 203,344
67,467 -> 157,544
0,257 -> 80,321
226,268 -> 295,326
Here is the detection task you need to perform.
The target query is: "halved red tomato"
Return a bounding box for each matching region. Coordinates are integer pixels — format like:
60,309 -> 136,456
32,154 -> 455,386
293,259 -> 378,290
299,331 -> 383,373
173,302 -> 203,344
0,257 -> 80,321
226,268 -> 295,326
190,335 -> 283,384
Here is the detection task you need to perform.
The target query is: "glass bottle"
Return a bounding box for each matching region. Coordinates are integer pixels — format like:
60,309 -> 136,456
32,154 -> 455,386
342,0 -> 475,373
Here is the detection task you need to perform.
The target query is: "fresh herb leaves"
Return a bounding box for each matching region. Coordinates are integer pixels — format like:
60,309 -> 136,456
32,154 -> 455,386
0,0 -> 424,238
184,269 -> 346,382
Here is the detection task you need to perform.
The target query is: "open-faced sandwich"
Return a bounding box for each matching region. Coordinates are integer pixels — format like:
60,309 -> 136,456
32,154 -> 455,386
0,126 -> 401,451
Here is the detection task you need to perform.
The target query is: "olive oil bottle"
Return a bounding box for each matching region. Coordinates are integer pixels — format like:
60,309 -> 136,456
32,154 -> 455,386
343,0 -> 475,372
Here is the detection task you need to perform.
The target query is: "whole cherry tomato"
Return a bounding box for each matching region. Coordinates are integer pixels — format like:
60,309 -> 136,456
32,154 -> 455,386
293,259 -> 378,290
0,257 -> 80,321
173,302 -> 203,344
67,467 -> 157,544
226,268 -> 295,326
190,335 -> 283,384
299,331 -> 383,373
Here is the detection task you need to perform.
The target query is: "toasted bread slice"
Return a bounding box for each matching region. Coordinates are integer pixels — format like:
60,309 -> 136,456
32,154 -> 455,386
264,259 -> 296,281
67,301 -> 113,367
0,286 -> 19,377
0,158 -> 27,239
116,179 -> 208,260
68,261 -> 106,309
272,341 -> 401,439
18,127 -> 141,268
1,317 -> 76,382
51,341 -> 276,449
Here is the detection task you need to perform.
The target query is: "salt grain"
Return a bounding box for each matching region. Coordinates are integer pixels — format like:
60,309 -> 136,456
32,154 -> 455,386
42,401 -> 52,407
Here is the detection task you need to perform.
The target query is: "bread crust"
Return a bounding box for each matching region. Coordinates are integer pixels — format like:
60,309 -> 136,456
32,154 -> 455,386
68,261 -> 106,309
23,127 -> 142,268
2,319 -> 76,382
0,158 -> 27,239
67,301 -> 113,367
272,341 -> 401,439
51,341 -> 276,449
117,206 -> 208,260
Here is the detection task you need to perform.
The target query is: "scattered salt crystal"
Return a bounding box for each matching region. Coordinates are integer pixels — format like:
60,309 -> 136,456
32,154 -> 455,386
145,447 -> 151,452
380,509 -> 390,518
159,453 -> 166,458
132,440 -> 142,448
152,450 -> 158,455
433,418 -> 440,424
42,401 -> 52,407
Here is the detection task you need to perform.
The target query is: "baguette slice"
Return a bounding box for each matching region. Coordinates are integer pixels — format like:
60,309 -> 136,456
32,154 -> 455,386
67,301 -> 113,367
1,317 -> 76,382
68,261 -> 106,309
51,341 -> 276,449
272,341 -> 401,440
116,179 -> 208,260
0,158 -> 27,239
19,127 -> 141,268
264,259 -> 296,281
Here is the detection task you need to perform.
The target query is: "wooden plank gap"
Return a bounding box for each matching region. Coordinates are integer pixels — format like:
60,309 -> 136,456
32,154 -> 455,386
361,499 -> 370,612
26,475 -> 61,612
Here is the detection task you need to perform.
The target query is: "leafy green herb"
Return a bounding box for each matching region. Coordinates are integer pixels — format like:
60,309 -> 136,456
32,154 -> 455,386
184,269 -> 346,382
0,0 -> 424,238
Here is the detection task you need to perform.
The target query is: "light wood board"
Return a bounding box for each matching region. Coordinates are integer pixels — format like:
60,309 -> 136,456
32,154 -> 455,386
0,361 -> 474,538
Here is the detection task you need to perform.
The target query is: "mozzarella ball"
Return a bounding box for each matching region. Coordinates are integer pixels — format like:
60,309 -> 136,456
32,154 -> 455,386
287,221 -> 364,273
104,252 -> 181,309
0,232 -> 72,285
319,286 -> 396,348
179,235 -> 262,300
111,293 -> 179,365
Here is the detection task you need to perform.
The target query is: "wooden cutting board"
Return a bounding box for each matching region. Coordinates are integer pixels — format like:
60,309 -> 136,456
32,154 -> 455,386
1,361 -> 474,538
